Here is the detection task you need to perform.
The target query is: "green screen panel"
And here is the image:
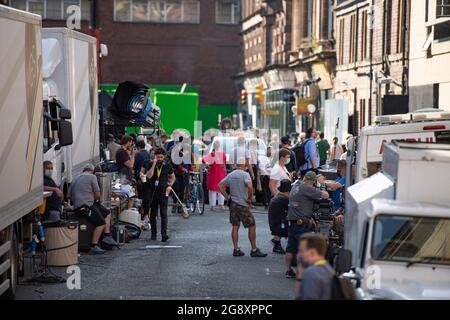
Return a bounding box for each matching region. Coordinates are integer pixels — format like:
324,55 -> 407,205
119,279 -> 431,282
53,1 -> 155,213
154,91 -> 199,136
198,105 -> 236,133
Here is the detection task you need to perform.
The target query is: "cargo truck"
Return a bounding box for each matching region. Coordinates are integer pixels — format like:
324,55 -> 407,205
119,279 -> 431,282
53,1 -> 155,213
42,27 -> 100,187
0,6 -> 73,298
336,141 -> 450,300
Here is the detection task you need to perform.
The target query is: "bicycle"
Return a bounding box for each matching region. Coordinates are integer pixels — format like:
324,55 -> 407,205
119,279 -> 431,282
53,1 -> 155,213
185,171 -> 205,215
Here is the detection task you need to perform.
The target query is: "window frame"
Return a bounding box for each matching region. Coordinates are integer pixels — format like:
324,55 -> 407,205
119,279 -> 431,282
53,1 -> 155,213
215,0 -> 240,25
437,0 -> 450,18
10,0 -> 89,21
113,0 -> 200,24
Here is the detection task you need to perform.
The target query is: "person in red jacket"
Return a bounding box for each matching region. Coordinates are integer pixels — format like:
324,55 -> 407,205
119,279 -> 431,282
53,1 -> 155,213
203,140 -> 227,210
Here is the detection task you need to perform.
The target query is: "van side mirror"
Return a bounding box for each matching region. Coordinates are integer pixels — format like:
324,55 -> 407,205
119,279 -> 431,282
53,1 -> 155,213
57,120 -> 73,148
335,248 -> 352,274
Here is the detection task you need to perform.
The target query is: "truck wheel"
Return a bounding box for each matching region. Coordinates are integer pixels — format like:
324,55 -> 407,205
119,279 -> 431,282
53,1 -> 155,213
1,229 -> 19,300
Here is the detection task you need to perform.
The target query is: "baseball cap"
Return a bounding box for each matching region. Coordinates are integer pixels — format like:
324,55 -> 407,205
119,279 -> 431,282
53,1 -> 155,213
304,171 -> 317,181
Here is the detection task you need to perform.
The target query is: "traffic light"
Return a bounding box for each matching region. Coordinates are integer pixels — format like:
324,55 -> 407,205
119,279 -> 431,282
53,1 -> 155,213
255,84 -> 264,104
240,89 -> 247,106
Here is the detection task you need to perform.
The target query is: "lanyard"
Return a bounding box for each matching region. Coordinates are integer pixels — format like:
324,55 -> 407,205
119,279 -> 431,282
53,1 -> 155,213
156,165 -> 163,179
314,259 -> 328,266
282,166 -> 292,181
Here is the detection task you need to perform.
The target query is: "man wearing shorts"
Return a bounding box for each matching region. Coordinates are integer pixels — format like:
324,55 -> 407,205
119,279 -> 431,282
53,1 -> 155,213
68,164 -> 117,254
218,160 -> 267,258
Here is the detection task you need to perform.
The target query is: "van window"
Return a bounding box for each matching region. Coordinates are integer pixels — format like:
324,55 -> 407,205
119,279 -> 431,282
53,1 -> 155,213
372,214 -> 450,266
367,162 -> 382,177
435,130 -> 450,144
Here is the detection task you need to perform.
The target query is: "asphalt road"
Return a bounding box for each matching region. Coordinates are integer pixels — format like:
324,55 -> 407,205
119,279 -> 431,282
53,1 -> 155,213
16,206 -> 295,300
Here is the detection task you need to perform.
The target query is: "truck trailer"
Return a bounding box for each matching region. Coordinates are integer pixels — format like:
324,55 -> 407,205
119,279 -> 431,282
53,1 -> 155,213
42,27 -> 100,186
0,6 -> 73,298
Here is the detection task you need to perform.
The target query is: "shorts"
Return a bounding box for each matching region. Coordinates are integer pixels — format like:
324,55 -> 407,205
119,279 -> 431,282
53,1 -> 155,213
270,221 -> 288,238
286,220 -> 311,254
229,201 -> 255,228
78,203 -> 109,227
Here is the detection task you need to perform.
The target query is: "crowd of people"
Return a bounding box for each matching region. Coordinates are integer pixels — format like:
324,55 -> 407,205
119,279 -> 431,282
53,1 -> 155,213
42,127 -> 349,299
211,128 -> 350,300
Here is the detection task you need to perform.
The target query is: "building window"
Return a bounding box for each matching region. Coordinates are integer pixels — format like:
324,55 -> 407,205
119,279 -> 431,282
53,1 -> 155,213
216,0 -> 240,25
361,10 -> 368,60
10,0 -> 90,20
437,0 -> 450,18
114,0 -> 200,23
396,0 -> 406,53
434,21 -> 450,42
433,83 -> 440,108
360,99 -> 366,128
338,18 -> 345,64
320,0 -> 332,40
300,0 -> 312,40
349,14 -> 357,64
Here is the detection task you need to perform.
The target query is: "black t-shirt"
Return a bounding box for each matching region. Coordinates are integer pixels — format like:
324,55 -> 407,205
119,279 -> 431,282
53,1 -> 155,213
43,176 -> 62,214
268,194 -> 289,226
116,147 -> 132,181
143,161 -> 174,195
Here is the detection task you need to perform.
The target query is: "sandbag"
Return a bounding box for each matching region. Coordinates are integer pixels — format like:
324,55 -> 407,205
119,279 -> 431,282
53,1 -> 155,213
43,220 -> 78,266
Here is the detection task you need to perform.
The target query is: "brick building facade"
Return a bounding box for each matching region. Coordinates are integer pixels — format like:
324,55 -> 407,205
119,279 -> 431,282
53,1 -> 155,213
236,0 -> 296,134
409,0 -> 450,111
8,0 -> 242,107
289,0 -> 335,133
334,0 -> 410,135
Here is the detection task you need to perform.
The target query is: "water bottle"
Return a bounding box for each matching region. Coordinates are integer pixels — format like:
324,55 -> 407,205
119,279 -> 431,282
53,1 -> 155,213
37,222 -> 45,242
31,235 -> 38,256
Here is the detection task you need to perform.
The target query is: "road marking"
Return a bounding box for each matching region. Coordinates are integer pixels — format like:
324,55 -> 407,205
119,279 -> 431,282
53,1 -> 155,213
266,268 -> 283,275
145,245 -> 183,249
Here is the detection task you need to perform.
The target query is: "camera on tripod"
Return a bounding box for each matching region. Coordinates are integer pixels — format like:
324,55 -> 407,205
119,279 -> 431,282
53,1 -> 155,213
313,198 -> 335,222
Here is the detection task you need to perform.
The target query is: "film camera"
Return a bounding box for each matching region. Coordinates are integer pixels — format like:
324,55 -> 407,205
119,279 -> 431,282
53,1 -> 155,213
313,197 -> 343,265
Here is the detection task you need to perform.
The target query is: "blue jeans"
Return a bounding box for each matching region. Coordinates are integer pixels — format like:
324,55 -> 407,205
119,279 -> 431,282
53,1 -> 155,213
286,220 -> 311,254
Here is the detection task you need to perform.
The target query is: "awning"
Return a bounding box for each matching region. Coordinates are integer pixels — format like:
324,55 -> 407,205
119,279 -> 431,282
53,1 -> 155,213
263,68 -> 296,91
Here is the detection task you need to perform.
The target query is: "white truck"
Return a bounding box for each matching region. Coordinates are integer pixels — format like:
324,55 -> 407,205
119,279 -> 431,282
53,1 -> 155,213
336,141 -> 450,300
0,6 -> 74,298
42,27 -> 100,187
349,109 -> 450,184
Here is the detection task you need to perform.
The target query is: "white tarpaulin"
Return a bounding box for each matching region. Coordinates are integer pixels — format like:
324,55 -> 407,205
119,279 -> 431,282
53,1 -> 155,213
324,99 -> 349,143
42,38 -> 62,79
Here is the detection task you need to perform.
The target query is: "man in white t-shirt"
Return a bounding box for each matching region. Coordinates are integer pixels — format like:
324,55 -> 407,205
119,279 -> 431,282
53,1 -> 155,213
329,137 -> 344,160
269,148 -> 292,196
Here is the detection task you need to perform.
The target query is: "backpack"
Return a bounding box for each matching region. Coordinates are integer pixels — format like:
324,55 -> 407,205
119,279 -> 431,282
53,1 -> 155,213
113,221 -> 141,242
113,224 -> 130,243
292,139 -> 312,167
330,274 -> 357,300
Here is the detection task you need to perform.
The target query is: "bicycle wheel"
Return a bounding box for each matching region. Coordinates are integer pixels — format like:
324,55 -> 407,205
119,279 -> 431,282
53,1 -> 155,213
187,184 -> 196,213
197,185 -> 205,215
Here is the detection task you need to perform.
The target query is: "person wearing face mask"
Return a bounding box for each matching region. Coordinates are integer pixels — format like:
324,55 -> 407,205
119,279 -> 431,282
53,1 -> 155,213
295,233 -> 335,300
269,148 -> 292,197
141,148 -> 176,242
116,135 -> 138,183
285,171 -> 329,279
281,136 -> 297,174
43,161 -> 64,221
